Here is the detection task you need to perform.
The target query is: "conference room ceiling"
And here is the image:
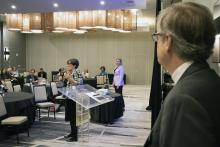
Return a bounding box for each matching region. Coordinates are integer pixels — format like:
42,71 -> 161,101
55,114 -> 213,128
0,0 -> 150,13
0,0 -> 156,30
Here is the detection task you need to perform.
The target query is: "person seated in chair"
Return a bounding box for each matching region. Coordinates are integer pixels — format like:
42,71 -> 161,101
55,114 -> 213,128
82,69 -> 90,78
57,67 -> 65,81
1,68 -> 12,80
38,68 -> 47,79
99,66 -> 108,76
26,69 -> 38,83
11,66 -> 19,77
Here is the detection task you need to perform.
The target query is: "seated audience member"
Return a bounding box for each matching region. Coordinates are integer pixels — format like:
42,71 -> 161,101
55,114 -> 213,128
98,66 -> 109,85
26,69 -> 38,83
57,67 -> 65,81
82,69 -> 90,78
7,67 -> 13,78
99,66 -> 108,76
0,68 -> 9,80
11,66 -> 19,77
38,68 -> 47,79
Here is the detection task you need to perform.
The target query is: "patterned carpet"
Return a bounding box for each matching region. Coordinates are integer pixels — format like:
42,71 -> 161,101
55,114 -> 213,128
0,85 -> 151,147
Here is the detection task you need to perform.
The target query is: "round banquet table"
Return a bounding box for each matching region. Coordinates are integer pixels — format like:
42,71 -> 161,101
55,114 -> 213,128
90,92 -> 125,124
3,92 -> 35,125
0,92 -> 35,140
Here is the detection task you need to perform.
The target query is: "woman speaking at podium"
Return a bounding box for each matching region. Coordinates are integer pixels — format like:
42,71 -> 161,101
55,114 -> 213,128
63,58 -> 82,142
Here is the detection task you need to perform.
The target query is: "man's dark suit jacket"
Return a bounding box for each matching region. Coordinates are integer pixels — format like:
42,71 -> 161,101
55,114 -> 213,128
38,71 -> 47,79
145,62 -> 220,147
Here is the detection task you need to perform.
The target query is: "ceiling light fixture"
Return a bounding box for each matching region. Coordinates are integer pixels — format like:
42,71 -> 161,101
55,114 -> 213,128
73,30 -> 87,34
6,9 -> 138,34
6,14 -> 22,31
52,30 -> 64,33
100,1 -> 105,5
53,3 -> 59,8
30,13 -> 44,33
119,30 -> 131,33
11,5 -> 16,9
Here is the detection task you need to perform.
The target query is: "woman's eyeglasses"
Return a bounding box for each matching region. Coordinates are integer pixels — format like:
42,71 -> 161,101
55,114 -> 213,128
151,32 -> 164,42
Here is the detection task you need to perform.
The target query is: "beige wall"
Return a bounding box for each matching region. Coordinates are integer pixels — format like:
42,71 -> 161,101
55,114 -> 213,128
26,32 -> 154,85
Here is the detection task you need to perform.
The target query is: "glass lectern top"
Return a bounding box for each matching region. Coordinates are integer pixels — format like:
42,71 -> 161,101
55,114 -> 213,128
58,84 -> 114,109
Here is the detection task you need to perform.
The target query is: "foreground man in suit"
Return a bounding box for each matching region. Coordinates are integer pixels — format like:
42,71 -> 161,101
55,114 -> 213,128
145,2 -> 220,147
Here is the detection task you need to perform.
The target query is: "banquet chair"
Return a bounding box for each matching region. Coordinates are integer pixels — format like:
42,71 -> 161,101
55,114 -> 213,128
50,82 -> 65,111
50,82 -> 64,100
5,81 -> 13,92
96,75 -> 108,88
30,83 -> 34,93
33,85 -> 56,121
13,85 -> 21,92
0,96 -> 29,144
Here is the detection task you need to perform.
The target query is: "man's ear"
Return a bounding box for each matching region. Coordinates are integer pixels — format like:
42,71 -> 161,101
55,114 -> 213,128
164,35 -> 173,53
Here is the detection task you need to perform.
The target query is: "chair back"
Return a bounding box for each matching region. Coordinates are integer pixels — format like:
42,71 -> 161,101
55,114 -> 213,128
50,82 -> 58,96
34,85 -> 47,102
0,96 -> 7,117
5,81 -> 13,92
96,75 -> 107,85
97,76 -> 104,85
13,85 -> 21,92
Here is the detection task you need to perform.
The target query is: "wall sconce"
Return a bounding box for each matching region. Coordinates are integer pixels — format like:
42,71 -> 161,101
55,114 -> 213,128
4,47 -> 10,61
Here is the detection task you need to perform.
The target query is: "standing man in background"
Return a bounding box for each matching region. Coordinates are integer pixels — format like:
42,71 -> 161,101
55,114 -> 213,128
145,2 -> 220,147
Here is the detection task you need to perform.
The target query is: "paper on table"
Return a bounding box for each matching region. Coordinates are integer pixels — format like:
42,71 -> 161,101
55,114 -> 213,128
85,92 -> 107,103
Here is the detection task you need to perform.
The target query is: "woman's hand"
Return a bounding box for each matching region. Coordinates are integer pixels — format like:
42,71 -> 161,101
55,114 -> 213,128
64,72 -> 71,80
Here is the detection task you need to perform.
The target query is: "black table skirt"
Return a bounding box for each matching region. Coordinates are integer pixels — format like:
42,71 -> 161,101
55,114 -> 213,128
4,92 -> 35,125
90,93 -> 124,124
83,78 -> 97,88
0,92 -> 35,140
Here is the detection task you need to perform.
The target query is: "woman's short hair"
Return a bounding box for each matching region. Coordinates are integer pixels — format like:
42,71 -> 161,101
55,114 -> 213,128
100,66 -> 106,71
157,2 -> 216,62
67,58 -> 79,69
30,68 -> 35,73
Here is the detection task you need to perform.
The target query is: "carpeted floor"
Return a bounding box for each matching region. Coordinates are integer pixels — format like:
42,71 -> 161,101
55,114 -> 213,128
0,85 -> 151,147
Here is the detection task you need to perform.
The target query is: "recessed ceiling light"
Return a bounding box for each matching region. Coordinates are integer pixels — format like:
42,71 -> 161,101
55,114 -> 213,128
53,3 -> 59,8
100,1 -> 105,5
11,5 -> 16,9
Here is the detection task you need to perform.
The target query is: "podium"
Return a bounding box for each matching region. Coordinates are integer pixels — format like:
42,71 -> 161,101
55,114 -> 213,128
58,84 -> 114,142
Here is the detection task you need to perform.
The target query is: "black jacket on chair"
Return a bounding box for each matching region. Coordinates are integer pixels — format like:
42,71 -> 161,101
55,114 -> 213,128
145,62 -> 220,147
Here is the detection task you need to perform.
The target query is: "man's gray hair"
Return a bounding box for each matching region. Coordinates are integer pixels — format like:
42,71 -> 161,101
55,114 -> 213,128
157,2 -> 216,62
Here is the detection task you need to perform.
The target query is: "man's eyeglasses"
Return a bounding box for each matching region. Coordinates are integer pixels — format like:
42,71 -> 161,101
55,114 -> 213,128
151,32 -> 164,42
